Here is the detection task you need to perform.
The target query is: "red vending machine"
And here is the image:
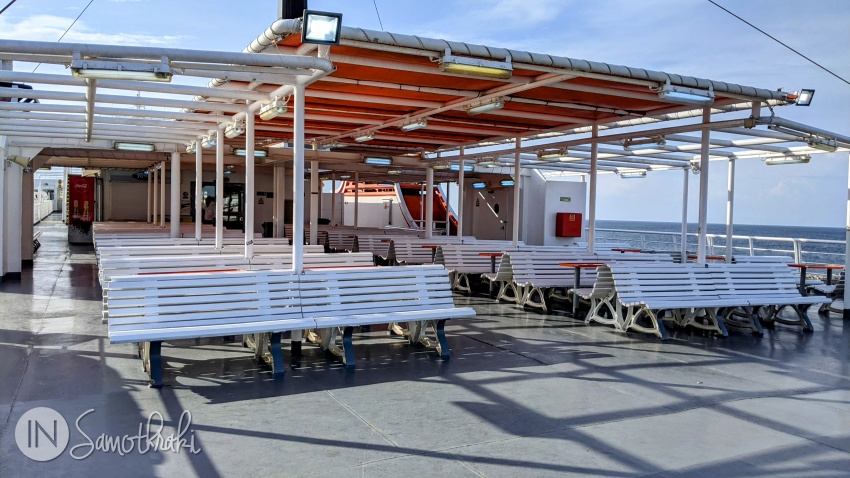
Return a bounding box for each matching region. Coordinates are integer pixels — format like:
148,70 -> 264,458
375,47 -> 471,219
68,175 -> 95,244
555,212 -> 582,237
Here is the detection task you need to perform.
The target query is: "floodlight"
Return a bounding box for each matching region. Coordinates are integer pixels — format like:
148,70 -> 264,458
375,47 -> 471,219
71,52 -> 172,82
807,137 -> 838,152
472,182 -> 487,189
354,132 -> 374,143
234,148 -> 268,157
400,119 -> 428,132
794,89 -> 815,106
657,81 -> 714,105
364,157 -> 392,166
624,136 -> 666,151
618,170 -> 647,179
439,52 -> 512,80
450,164 -> 474,172
500,179 -> 515,187
302,10 -> 343,45
114,142 -> 155,152
259,97 -> 288,121
224,121 -> 245,139
466,98 -> 505,116
764,154 -> 811,165
537,148 -> 568,160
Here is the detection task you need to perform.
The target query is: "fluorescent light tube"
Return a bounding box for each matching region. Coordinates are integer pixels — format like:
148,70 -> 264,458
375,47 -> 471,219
537,148 -> 568,160
764,154 -> 811,165
71,53 -> 172,82
259,98 -> 288,121
439,53 -> 512,79
807,137 -> 837,152
114,142 -> 155,152
619,170 -> 647,178
472,182 -> 487,189
354,132 -> 374,143
466,98 -> 505,116
364,157 -> 392,166
450,164 -> 474,172
225,121 -> 245,139
624,136 -> 666,151
400,119 -> 427,132
657,81 -> 714,105
234,148 -> 268,157
500,179 -> 515,187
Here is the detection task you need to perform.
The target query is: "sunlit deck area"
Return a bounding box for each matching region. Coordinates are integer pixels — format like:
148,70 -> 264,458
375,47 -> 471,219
2,224 -> 848,477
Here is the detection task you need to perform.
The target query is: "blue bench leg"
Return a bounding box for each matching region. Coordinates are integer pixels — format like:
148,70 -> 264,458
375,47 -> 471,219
148,341 -> 163,389
341,326 -> 356,368
269,332 -> 285,375
435,319 -> 451,360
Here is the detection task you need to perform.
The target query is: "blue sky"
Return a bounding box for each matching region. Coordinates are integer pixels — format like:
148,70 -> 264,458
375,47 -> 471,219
1,0 -> 848,227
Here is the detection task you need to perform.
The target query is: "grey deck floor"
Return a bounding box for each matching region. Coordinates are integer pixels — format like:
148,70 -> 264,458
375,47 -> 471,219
1,223 -> 849,477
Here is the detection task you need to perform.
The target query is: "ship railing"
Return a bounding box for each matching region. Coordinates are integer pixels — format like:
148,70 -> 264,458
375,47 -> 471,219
593,228 -> 846,275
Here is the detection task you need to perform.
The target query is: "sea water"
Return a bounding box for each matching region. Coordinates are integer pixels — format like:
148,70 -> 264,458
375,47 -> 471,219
596,220 -> 846,265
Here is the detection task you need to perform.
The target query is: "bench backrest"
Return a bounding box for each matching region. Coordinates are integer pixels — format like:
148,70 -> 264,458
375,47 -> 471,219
607,263 -> 720,306
299,265 -> 460,318
732,255 -> 794,264
435,244 -> 521,273
507,251 -> 599,287
105,270 -> 303,341
707,263 -> 802,298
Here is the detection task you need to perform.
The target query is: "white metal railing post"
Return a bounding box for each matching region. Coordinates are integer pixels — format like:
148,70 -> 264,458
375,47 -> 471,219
195,142 -> 202,241
793,240 -> 802,263
725,157 -> 736,263
748,237 -> 754,256
244,111 -> 255,259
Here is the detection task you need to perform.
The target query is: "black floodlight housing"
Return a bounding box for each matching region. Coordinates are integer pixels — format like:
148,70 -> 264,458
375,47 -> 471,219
795,89 -> 815,106
302,10 -> 343,45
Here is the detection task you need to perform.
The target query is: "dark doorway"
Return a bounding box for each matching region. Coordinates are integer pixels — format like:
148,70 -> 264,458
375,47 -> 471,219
190,181 -> 245,230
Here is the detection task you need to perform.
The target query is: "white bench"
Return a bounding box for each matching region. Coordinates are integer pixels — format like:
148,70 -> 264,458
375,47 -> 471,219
607,263 -> 743,340
709,263 -> 830,333
104,270 -> 308,387
298,265 -> 476,367
507,251 -> 602,313
435,244 -> 520,293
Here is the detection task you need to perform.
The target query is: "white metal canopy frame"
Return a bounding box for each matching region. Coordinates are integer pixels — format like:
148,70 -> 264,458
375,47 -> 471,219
1,16 -> 849,319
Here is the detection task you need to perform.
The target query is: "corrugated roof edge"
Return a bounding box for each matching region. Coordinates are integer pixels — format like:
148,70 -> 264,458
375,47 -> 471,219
226,19 -> 788,103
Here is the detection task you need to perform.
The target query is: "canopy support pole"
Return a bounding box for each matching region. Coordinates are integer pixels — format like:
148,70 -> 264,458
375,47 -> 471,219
844,151 -> 850,319
170,152 -> 180,238
457,147 -> 465,239
680,168 -> 689,261
215,128 -> 224,250
159,160 -> 165,228
696,107 -> 711,264
425,166 -> 434,239
330,173 -> 336,227
146,169 -> 151,223
195,144 -> 202,241
152,166 -> 158,226
354,172 -> 359,228
512,138 -> 521,246
588,125 -> 598,253
725,158 -> 736,263
309,160 -> 319,245
244,111 -> 255,259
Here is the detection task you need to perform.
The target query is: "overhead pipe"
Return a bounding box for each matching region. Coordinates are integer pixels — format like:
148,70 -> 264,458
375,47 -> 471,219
756,116 -> 850,148
0,111 -> 214,131
85,79 -> 96,142
0,87 -> 250,113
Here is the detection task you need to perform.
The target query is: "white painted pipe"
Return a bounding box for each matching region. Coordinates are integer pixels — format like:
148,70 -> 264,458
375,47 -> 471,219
146,169 -> 151,223
681,168 -> 689,261
84,79 -> 95,142
512,138 -> 522,246
725,158 -> 735,263
425,166 -> 434,239
0,111 -> 214,131
330,173 -> 336,227
152,166 -> 158,226
696,107 -> 711,264
354,172 -> 359,228
170,152 -> 180,238
244,111 -> 255,259
159,160 -> 166,228
457,147 -> 465,238
195,144 -> 202,241
215,128 -> 224,250
310,160 -> 318,245
292,83 -> 305,273
588,125 -> 598,253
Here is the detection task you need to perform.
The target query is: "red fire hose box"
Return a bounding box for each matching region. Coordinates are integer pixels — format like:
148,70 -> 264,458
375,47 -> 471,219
555,212 -> 582,237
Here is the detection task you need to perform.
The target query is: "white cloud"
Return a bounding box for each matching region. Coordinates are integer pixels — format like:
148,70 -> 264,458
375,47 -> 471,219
0,14 -> 185,46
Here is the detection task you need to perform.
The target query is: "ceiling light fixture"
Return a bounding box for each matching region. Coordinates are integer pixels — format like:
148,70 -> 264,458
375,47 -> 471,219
450,164 -> 474,172
764,154 -> 811,166
432,163 -> 451,170
500,179 -> 515,187
364,157 -> 392,166
224,121 -> 245,139
537,148 -> 568,160
259,97 -> 288,121
387,170 -> 402,175
114,142 -> 155,152
807,137 -> 838,153
234,148 -> 268,157
623,136 -> 666,151
302,9 -> 343,45
201,135 -> 216,149
439,52 -> 512,79
466,97 -> 505,116
354,132 -> 375,143
185,142 -> 196,154
657,80 -> 714,105
472,182 -> 487,189
618,170 -> 647,179
71,52 -> 172,82
400,119 -> 428,132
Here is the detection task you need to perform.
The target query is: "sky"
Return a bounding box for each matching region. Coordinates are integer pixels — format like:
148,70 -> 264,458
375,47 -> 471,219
1,0 -> 848,227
